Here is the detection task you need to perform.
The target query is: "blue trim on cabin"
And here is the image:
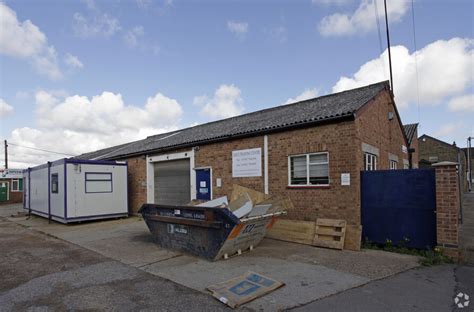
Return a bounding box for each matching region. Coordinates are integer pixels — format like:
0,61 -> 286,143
24,207 -> 63,219
47,162 -> 51,221
66,158 -> 127,166
65,212 -> 128,221
27,168 -> 31,212
28,158 -> 126,173
64,161 -> 67,219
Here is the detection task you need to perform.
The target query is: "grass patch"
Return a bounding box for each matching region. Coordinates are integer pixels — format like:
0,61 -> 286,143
362,238 -> 453,266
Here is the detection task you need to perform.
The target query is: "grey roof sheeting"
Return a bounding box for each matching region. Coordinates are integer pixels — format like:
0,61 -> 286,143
78,80 -> 390,160
403,123 -> 418,145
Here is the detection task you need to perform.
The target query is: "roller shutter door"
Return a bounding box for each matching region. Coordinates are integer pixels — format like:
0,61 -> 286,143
154,159 -> 190,205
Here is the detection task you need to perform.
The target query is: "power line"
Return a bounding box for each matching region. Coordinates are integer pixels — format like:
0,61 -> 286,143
411,0 -> 421,124
374,0 -> 388,78
384,0 -> 394,92
374,0 -> 384,55
8,142 -> 75,156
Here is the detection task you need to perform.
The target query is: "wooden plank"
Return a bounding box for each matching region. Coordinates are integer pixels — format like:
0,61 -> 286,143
343,224 -> 362,251
230,184 -> 271,205
314,227 -> 344,237
266,219 -> 316,245
316,218 -> 346,227
313,218 -> 347,250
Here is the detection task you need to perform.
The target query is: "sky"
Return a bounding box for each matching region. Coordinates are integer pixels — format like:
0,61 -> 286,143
0,0 -> 473,168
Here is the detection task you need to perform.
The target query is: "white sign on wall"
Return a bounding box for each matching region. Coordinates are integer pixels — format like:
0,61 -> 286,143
232,148 -> 262,178
341,173 -> 351,186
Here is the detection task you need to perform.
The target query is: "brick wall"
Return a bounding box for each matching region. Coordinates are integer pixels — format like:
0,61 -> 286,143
124,156 -> 147,214
0,178 -> 23,205
355,90 -> 409,170
267,121 -> 361,224
410,131 -> 419,168
195,136 -> 265,199
433,162 -> 460,260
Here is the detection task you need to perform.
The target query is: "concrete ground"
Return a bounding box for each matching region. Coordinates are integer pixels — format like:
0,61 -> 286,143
291,265 -> 474,312
0,218 -> 229,311
2,204 -> 422,310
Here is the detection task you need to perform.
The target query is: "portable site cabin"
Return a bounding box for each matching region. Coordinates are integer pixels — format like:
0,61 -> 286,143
23,158 -> 128,223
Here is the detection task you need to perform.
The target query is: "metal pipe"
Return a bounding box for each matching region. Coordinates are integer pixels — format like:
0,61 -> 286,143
264,135 -> 269,195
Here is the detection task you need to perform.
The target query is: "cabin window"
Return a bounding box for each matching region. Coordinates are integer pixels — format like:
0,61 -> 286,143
85,172 -> 112,193
51,174 -> 59,193
288,152 -> 329,186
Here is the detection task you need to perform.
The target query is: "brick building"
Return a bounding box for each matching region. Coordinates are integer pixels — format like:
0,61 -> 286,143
77,81 -> 409,227
0,168 -> 24,204
419,134 -> 468,191
403,123 -> 419,168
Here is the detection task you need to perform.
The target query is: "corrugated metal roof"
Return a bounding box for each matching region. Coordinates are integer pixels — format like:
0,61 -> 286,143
76,80 -> 389,160
403,123 -> 418,145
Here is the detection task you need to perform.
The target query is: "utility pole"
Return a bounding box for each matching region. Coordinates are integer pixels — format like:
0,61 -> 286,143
384,0 -> 394,92
4,140 -> 7,169
468,137 -> 472,192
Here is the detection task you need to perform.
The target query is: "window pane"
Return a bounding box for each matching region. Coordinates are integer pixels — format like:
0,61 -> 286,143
86,173 -> 111,181
51,174 -> 58,193
309,163 -> 329,185
86,180 -> 112,193
291,156 -> 307,178
12,180 -> 18,191
309,153 -> 327,164
19,179 -> 23,191
290,156 -> 307,184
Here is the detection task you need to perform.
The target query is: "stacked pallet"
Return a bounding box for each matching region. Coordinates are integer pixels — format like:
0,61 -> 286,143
267,218 -> 362,251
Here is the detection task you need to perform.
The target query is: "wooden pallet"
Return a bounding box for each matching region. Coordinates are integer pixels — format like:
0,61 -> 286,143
313,219 -> 347,250
266,219 -> 316,245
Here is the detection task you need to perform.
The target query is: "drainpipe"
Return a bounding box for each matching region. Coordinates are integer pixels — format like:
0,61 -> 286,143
264,135 -> 269,194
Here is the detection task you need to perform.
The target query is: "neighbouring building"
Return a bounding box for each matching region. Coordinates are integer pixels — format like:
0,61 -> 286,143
76,81 -> 410,230
403,123 -> 419,168
0,168 -> 24,204
419,134 -> 468,191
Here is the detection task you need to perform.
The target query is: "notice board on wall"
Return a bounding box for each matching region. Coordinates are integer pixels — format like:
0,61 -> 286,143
232,148 -> 262,177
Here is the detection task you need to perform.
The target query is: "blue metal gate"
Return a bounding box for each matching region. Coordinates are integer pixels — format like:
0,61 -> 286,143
361,169 -> 436,249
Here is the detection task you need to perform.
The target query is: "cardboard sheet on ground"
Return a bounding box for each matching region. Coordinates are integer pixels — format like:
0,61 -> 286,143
207,271 -> 284,308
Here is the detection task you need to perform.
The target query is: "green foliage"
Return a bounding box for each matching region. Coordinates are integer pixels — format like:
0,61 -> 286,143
362,237 -> 453,266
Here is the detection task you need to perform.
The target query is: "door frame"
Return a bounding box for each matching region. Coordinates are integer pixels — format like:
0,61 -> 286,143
0,181 -> 10,201
194,166 -> 213,200
146,150 -> 196,204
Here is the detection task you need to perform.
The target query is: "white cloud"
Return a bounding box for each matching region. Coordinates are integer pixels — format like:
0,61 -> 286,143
284,88 -> 319,105
0,99 -> 14,118
448,94 -> 474,113
123,26 -> 145,47
318,0 -> 409,37
312,0 -> 351,6
194,84 -> 244,119
434,122 -> 463,140
64,53 -> 84,69
332,38 -> 474,109
136,0 -> 152,9
0,2 -> 62,80
227,21 -> 248,39
2,90 -> 183,168
73,12 -> 120,38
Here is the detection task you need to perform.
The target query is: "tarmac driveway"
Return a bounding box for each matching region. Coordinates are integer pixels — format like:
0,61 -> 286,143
1,204 -> 420,311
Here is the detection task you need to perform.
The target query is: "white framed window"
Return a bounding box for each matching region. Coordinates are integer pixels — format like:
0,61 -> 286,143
85,172 -> 112,193
364,153 -> 377,171
288,152 -> 329,186
390,160 -> 398,170
11,179 -> 23,192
